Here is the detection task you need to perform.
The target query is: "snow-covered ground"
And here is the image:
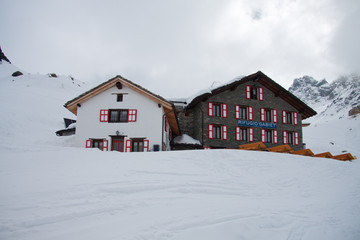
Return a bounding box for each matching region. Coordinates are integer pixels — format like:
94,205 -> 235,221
0,62 -> 360,239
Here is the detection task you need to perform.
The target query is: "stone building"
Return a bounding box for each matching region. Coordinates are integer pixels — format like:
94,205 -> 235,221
173,71 -> 317,151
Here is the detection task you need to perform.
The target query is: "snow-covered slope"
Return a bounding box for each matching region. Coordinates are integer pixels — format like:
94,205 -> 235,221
0,61 -> 85,148
1,149 -> 360,240
1,61 -> 360,240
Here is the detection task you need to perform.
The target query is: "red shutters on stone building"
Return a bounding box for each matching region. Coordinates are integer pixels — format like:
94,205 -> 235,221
258,87 -> 264,101
260,108 -> 265,122
208,102 -> 214,116
293,112 -> 298,125
272,109 -> 278,123
261,129 -> 266,142
208,124 -> 214,139
222,104 -> 228,118
273,130 -> 278,144
248,128 -> 254,142
294,132 -> 299,145
222,125 -> 228,140
246,85 -> 251,99
248,106 -> 253,120
283,131 -> 288,144
282,110 -> 287,124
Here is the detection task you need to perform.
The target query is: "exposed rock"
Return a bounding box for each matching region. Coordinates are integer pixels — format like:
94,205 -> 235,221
12,71 -> 23,77
0,46 -> 11,63
349,106 -> 360,116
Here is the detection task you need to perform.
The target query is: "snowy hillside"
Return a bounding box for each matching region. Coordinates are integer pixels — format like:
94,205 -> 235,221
0,61 -> 85,148
1,61 -> 360,240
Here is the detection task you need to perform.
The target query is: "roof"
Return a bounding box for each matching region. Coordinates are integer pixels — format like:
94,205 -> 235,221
64,75 -> 180,135
185,71 -> 317,120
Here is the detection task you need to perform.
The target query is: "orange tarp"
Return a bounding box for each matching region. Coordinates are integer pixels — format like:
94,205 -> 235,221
291,149 -> 314,157
239,142 -> 267,151
313,152 -> 333,158
267,144 -> 293,153
332,153 -> 356,161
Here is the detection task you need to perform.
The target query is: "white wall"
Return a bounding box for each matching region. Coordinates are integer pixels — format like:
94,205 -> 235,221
75,84 -> 165,151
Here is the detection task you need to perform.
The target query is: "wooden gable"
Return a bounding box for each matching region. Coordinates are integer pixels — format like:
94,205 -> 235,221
64,75 -> 180,135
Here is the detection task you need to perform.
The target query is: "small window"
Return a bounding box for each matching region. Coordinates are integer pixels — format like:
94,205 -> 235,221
286,112 -> 293,124
117,94 -> 123,102
240,106 -> 247,119
109,109 -> 128,122
213,103 -> 221,117
287,132 -> 294,145
132,139 -> 144,152
213,125 -> 222,139
92,139 -> 103,150
265,109 -> 272,122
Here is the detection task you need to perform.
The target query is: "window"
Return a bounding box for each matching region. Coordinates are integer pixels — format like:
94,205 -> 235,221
208,125 -> 228,140
92,139 -> 103,150
208,103 -> 227,118
86,139 -> 109,151
260,109 -> 278,122
132,139 -> 144,152
109,109 -> 128,122
235,106 -> 253,120
104,109 -> 137,123
261,129 -> 278,143
282,111 -> 298,125
283,131 -> 299,145
246,86 -> 264,100
117,94 -> 123,102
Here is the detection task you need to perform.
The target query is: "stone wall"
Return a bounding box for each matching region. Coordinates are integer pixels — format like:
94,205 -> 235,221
177,81 -> 304,151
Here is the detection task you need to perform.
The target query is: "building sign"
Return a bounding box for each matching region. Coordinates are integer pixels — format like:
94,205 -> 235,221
238,120 -> 277,129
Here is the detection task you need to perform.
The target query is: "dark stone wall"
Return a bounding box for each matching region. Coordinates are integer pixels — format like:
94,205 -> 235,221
177,81 -> 304,151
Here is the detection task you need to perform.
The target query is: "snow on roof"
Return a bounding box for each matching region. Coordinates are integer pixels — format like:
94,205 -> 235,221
169,75 -> 245,108
173,134 -> 201,145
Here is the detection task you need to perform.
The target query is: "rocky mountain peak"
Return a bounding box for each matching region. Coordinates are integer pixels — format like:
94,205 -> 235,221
289,73 -> 360,121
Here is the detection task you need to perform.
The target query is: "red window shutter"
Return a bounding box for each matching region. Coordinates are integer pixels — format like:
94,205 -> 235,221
208,102 -> 214,116
258,87 -> 264,101
282,110 -> 287,124
235,105 -> 240,119
248,128 -> 254,142
260,108 -> 265,122
222,125 -> 228,140
261,129 -> 266,142
208,124 -> 214,139
143,140 -> 149,152
248,107 -> 253,120
246,86 -> 251,99
128,109 -> 137,122
103,139 -> 109,151
86,139 -> 92,148
222,104 -> 228,118
294,132 -> 299,145
100,109 -> 109,122
272,109 -> 278,123
273,130 -> 278,144
235,127 -> 241,141
283,131 -> 288,144
293,112 -> 298,125
164,117 -> 168,132
125,140 -> 132,152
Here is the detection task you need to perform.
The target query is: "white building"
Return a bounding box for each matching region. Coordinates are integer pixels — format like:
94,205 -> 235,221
64,75 -> 180,152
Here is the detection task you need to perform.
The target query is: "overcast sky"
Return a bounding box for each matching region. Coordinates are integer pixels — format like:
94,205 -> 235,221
1,0 -> 359,98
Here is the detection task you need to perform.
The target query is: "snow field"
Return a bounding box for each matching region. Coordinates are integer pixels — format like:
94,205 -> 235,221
1,148 -> 359,240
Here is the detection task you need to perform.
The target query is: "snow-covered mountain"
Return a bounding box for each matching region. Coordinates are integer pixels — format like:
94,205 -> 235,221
289,74 -> 360,122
